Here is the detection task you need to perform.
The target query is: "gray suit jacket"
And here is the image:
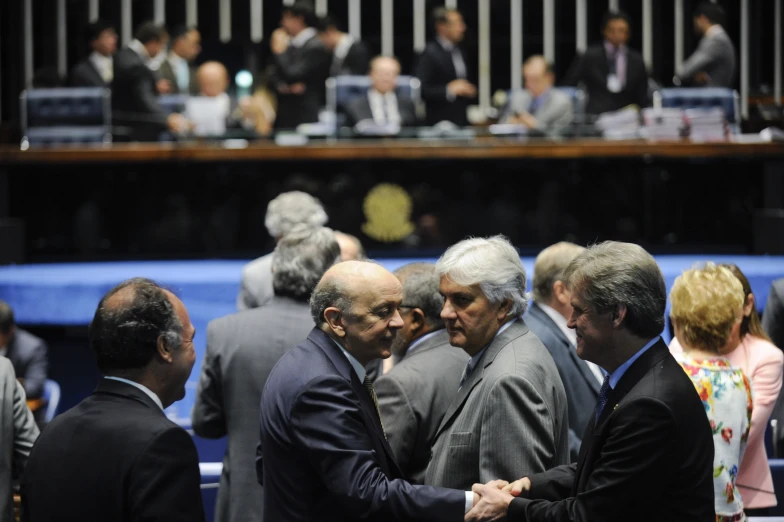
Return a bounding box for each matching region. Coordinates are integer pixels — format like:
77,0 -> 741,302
0,358 -> 38,522
374,329 -> 468,484
6,329 -> 48,400
237,253 -> 274,311
157,58 -> 200,95
424,319 -> 570,490
192,296 -> 315,522
524,303 -> 601,463
678,28 -> 736,87
501,88 -> 573,134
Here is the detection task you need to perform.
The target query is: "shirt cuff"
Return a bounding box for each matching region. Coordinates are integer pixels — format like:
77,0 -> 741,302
465,491 -> 474,513
446,87 -> 456,102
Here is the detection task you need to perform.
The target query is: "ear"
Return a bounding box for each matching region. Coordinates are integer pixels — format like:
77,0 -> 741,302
553,281 -> 569,305
323,307 -> 347,338
410,308 -> 426,332
610,304 -> 627,329
743,294 -> 755,318
157,334 -> 174,364
497,299 -> 513,321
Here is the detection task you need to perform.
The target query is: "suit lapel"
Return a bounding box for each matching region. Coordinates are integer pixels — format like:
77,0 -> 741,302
87,61 -> 105,86
308,329 -> 403,478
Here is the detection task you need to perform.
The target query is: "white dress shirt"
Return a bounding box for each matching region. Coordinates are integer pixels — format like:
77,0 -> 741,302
367,89 -> 401,125
167,51 -> 190,92
0,346 -> 6,358
538,303 -> 605,384
89,51 -> 113,83
103,376 -> 164,410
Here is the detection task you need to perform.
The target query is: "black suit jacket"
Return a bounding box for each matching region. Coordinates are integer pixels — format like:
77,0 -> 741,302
6,328 -> 47,400
21,378 -> 204,522
343,92 -> 419,128
157,59 -> 200,95
270,34 -> 332,130
562,43 -> 649,115
524,303 -> 600,462
257,328 -> 465,522
69,59 -> 107,87
414,41 -> 471,126
111,47 -> 169,141
506,340 -> 714,522
332,41 -> 371,76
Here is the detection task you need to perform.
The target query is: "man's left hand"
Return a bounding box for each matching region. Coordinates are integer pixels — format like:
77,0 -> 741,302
466,484 -> 515,521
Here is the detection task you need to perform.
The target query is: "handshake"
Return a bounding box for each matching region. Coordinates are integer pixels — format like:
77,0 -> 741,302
465,477 -> 531,521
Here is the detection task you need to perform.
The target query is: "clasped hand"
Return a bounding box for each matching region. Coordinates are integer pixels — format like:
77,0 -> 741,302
465,477 -> 531,521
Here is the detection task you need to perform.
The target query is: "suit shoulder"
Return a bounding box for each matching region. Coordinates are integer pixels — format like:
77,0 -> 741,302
15,328 -> 46,349
242,253 -> 273,276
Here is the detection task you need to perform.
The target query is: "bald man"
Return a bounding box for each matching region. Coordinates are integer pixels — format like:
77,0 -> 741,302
343,56 -> 419,129
189,60 -> 242,136
257,261 -> 473,522
501,55 -> 573,135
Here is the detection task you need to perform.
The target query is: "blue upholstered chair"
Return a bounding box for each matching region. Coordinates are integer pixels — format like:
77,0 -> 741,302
20,87 -> 111,148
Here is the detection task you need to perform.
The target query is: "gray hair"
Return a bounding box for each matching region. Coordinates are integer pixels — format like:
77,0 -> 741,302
264,191 -> 328,239
272,226 -> 341,302
532,242 -> 586,303
563,241 -> 666,338
435,235 -> 528,317
394,263 -> 444,326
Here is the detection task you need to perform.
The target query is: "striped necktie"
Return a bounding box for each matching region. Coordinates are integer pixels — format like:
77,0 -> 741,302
594,375 -> 612,423
363,375 -> 387,439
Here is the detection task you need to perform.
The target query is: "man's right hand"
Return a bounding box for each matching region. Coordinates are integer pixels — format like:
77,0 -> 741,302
167,113 -> 190,134
501,477 -> 531,497
447,79 -> 477,98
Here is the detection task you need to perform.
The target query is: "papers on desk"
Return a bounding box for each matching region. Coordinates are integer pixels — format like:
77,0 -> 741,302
488,123 -> 529,136
354,119 -> 401,136
641,108 -> 684,140
683,107 -> 728,142
594,107 -> 641,140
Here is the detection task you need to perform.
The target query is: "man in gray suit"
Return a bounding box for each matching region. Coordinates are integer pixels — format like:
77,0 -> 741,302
375,263 -> 468,484
193,226 -> 341,522
525,242 -> 603,463
237,191 -> 329,311
0,358 -> 39,522
501,56 -> 573,135
0,301 -> 48,401
675,2 -> 735,87
425,236 -> 570,490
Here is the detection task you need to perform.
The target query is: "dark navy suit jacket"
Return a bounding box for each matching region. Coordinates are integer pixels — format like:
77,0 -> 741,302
257,327 -> 465,522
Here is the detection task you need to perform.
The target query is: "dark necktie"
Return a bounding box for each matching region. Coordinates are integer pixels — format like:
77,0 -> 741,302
595,375 -> 612,423
363,375 -> 387,439
458,358 -> 475,390
528,96 -> 542,115
607,48 -> 618,75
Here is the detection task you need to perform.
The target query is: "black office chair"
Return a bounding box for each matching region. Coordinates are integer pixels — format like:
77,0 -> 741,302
20,87 -> 111,148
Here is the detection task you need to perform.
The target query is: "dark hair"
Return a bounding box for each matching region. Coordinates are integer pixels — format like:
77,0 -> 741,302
694,2 -> 725,25
394,263 -> 445,327
432,7 -> 460,29
85,20 -> 115,44
283,1 -> 318,28
170,25 -> 196,43
601,10 -> 631,32
317,14 -> 342,32
720,263 -> 773,343
135,21 -> 168,44
0,300 -> 15,334
89,278 -> 183,374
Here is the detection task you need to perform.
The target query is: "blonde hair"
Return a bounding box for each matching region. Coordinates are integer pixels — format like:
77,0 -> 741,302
670,262 -> 745,353
532,242 -> 586,303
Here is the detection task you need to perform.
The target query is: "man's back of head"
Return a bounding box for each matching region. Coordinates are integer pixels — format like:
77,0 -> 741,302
272,226 -> 341,302
265,191 -> 328,242
532,242 -> 586,314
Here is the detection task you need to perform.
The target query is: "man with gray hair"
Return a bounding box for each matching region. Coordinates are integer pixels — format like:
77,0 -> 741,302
525,242 -> 599,462
425,235 -> 570,491
375,263 -> 469,484
469,241 -> 714,522
237,190 -> 329,310
193,226 -> 340,522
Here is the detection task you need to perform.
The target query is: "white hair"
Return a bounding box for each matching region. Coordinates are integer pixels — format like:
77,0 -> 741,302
264,191 -> 328,239
435,235 -> 528,316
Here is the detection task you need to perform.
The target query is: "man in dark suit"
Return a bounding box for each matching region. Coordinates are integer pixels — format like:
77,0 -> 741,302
21,278 -> 204,522
525,242 -> 601,462
0,301 -> 48,401
414,7 -> 476,126
562,11 -> 649,115
344,56 -> 419,129
317,14 -> 370,77
258,260 -> 475,521
157,26 -> 202,95
112,22 -> 189,141
375,262 -> 468,484
468,241 -> 715,522
70,20 -> 117,87
675,2 -> 736,87
269,2 -> 332,130
192,226 -> 341,522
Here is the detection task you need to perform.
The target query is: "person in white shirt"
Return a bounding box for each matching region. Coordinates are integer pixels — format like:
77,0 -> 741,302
157,26 -> 202,95
343,56 -> 419,130
70,20 -> 117,87
675,1 -> 736,87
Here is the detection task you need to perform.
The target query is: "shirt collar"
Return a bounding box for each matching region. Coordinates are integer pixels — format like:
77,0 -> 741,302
437,36 -> 455,52
405,329 -> 443,357
706,25 -> 724,38
608,336 -> 660,389
334,34 -> 354,60
291,27 -> 317,48
90,51 -> 113,67
128,39 -> 151,61
103,376 -> 164,411
0,346 -> 6,357
331,338 -> 367,382
537,302 -> 577,346
168,51 -> 187,68
468,316 -> 519,368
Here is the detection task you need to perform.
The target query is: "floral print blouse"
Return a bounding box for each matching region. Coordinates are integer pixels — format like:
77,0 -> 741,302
675,355 -> 753,522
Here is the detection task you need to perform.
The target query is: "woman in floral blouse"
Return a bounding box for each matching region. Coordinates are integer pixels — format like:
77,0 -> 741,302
670,263 -> 754,522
